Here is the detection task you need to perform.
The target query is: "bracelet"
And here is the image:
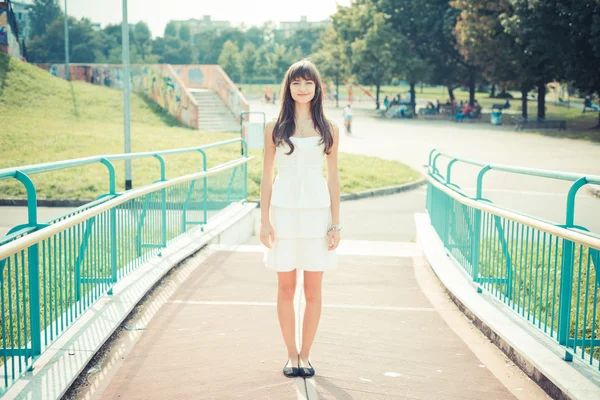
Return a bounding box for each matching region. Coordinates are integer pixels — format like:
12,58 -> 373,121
327,224 -> 342,233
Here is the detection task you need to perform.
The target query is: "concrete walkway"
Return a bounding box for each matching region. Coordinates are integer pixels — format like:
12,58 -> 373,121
70,240 -> 549,400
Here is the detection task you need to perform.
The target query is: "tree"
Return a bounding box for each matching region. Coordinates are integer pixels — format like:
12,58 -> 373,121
179,24 -> 191,42
419,1 -> 468,103
271,43 -> 300,82
350,6 -> 402,106
312,25 -> 350,107
161,37 -> 193,64
375,0 -> 453,110
27,16 -> 99,63
194,30 -> 221,64
30,0 -> 62,38
452,1 -> 530,113
133,21 -> 152,61
283,27 -> 326,58
164,21 -> 178,38
218,40 -> 242,82
501,0 -> 569,119
244,26 -> 266,49
558,0 -> 600,127
240,42 -> 257,83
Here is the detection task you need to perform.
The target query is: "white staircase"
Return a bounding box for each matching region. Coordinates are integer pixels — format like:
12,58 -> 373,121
188,89 -> 241,132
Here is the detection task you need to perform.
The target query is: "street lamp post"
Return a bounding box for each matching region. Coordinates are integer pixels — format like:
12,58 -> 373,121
63,0 -> 69,80
122,0 -> 132,190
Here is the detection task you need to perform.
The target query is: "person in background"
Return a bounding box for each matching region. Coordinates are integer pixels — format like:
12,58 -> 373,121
343,104 -> 353,134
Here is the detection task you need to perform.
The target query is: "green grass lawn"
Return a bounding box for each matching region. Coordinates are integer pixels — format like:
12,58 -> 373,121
0,54 -> 420,202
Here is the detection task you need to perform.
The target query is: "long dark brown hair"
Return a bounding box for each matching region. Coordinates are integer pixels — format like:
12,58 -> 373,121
272,59 -> 333,155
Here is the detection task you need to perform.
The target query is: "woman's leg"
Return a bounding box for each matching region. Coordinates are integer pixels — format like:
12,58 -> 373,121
299,271 -> 324,362
277,270 -> 298,361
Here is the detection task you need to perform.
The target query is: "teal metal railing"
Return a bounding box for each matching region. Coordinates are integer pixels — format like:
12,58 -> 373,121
0,139 -> 251,394
426,149 -> 600,372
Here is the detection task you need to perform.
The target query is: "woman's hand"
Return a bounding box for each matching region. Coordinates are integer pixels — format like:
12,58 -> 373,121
260,222 -> 275,248
328,229 -> 341,251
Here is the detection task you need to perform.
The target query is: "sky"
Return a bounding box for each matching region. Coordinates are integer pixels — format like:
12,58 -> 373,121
50,0 -> 352,37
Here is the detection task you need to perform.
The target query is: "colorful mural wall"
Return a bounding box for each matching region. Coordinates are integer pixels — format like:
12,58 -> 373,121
0,2 -> 21,58
36,63 -> 139,91
34,63 -> 247,130
141,65 -> 199,129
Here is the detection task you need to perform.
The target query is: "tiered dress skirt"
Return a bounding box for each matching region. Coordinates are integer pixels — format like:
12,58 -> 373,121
264,205 -> 337,272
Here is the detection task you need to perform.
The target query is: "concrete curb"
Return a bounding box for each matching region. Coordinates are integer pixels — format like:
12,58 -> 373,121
2,202 -> 257,400
415,212 -> 600,400
248,177 -> 426,207
339,177 -> 426,201
0,178 -> 426,209
0,199 -> 90,207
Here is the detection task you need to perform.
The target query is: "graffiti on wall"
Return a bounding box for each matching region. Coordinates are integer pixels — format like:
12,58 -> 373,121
0,5 -> 8,48
0,3 -> 21,58
40,64 -> 132,90
141,65 -> 198,129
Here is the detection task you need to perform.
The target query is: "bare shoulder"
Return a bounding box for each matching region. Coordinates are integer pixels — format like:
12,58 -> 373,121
265,120 -> 276,134
328,120 -> 340,139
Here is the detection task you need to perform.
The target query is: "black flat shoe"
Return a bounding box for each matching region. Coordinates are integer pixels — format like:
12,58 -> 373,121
283,358 -> 300,378
299,360 -> 315,377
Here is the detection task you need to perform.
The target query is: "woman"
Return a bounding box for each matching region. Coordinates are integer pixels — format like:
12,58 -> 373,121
260,59 -> 341,378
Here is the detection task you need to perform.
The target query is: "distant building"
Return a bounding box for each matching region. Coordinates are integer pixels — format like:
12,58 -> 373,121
11,0 -> 32,40
279,16 -> 329,38
173,15 -> 231,36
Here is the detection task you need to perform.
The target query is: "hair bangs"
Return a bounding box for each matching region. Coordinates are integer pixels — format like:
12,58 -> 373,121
287,61 -> 320,84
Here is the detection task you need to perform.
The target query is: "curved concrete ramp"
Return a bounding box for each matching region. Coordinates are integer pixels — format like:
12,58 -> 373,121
76,240 -> 547,400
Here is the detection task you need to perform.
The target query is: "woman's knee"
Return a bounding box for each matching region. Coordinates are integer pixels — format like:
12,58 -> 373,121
304,283 -> 322,303
277,271 -> 296,300
278,284 -> 296,300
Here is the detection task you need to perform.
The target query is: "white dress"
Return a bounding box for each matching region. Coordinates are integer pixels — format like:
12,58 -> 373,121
264,136 -> 337,272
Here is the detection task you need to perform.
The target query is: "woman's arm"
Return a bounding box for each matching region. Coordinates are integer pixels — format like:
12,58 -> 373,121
326,123 -> 341,250
259,121 -> 277,247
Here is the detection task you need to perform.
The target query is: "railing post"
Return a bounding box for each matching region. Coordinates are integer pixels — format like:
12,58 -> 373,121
427,149 -> 437,174
198,149 -> 208,225
14,172 -> 41,362
446,158 -> 458,185
99,158 -> 118,295
242,140 -> 248,199
558,177 -> 588,347
470,166 -> 491,282
432,153 -> 443,178
154,154 -> 167,247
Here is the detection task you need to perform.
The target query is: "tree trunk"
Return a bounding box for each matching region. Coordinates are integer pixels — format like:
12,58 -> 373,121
376,83 -> 381,110
469,67 -> 476,106
537,81 -> 546,120
420,82 -> 423,93
447,85 -> 455,102
521,86 -> 528,119
490,84 -> 496,98
410,82 -> 416,113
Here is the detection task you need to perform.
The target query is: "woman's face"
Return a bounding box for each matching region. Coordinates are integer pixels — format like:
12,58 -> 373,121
290,77 -> 316,104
